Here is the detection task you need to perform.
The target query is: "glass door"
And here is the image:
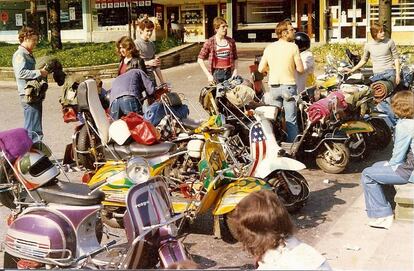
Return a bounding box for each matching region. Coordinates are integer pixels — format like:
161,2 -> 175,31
329,0 -> 366,40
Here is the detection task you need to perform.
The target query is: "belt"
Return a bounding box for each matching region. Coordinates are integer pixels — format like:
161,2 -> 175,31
214,68 -> 231,71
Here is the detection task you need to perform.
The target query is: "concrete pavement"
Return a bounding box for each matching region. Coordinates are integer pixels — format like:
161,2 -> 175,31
315,191 -> 413,271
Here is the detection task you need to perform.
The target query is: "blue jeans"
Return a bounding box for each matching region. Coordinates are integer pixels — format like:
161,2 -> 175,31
361,161 -> 409,218
376,97 -> 397,127
20,97 -> 43,141
110,95 -> 142,120
267,84 -> 298,142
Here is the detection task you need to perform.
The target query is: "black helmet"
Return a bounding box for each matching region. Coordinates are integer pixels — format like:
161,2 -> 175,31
294,32 -> 311,52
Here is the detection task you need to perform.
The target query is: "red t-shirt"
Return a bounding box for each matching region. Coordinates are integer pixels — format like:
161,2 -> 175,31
119,61 -> 128,75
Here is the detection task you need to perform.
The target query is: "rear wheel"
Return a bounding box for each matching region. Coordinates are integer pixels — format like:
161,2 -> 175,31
267,171 -> 310,213
316,142 -> 350,174
77,125 -> 97,170
367,118 -> 392,150
219,213 -> 238,243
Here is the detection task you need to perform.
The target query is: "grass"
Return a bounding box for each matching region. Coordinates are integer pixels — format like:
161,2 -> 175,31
0,37 -> 183,68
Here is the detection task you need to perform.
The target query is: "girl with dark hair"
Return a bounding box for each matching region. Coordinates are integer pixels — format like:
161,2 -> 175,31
361,91 -> 414,229
228,190 -> 330,270
116,36 -> 147,76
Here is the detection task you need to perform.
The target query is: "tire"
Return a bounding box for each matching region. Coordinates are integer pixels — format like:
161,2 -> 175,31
316,142 -> 350,174
77,125 -> 96,170
367,118 -> 392,150
3,252 -> 18,269
267,171 -> 310,213
0,159 -> 17,209
219,213 -> 238,243
347,133 -> 369,159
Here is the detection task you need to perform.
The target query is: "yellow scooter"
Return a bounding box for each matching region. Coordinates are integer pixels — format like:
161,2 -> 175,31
170,115 -> 271,240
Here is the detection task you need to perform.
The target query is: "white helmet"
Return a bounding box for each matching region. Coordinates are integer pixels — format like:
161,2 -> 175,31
15,150 -> 59,190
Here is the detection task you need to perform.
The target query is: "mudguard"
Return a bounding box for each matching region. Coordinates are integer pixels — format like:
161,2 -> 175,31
253,157 -> 306,179
339,120 -> 374,135
212,177 -> 270,216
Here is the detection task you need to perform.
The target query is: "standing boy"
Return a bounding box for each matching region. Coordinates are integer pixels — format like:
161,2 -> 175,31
134,18 -> 165,85
197,17 -> 238,83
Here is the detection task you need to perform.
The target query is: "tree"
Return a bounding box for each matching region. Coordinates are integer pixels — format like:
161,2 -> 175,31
47,0 -> 62,50
28,0 -> 38,31
378,0 -> 392,38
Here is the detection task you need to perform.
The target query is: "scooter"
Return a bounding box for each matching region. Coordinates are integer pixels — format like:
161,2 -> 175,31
62,79 -> 178,171
0,128 -> 188,269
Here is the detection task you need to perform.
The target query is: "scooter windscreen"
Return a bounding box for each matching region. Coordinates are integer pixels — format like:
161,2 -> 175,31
124,176 -> 174,239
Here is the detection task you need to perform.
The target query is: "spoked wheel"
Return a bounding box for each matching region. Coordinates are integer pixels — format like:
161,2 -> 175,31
316,142 -> 350,174
267,171 -> 310,213
367,118 -> 392,150
77,125 -> 98,170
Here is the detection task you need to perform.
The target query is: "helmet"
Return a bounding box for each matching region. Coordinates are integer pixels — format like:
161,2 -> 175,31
294,32 -> 311,52
15,150 -> 59,190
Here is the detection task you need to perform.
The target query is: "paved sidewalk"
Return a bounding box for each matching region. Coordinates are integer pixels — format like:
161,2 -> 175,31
315,192 -> 413,271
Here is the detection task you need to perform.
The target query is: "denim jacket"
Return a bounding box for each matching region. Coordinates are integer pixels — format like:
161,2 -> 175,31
12,46 -> 42,96
389,118 -> 414,183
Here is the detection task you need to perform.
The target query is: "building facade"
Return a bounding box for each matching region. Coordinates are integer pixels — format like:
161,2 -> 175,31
0,0 -> 413,44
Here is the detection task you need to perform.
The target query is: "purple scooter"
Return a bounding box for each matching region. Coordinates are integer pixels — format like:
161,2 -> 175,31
0,128 -> 188,269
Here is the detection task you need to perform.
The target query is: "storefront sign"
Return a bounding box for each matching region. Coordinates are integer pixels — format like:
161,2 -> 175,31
368,0 -> 399,4
108,0 -> 114,9
60,10 -> 70,22
139,1 -> 145,6
101,0 -> 107,9
181,5 -> 202,11
120,1 -> 126,7
95,0 -> 101,9
114,0 -> 120,8
15,13 -> 23,26
145,0 -> 151,6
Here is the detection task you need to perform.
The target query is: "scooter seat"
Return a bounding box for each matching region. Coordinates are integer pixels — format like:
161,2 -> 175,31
181,118 -> 203,130
105,141 -> 176,160
37,180 -> 105,206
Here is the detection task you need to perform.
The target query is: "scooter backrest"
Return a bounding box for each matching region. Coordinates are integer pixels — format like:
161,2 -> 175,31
80,79 -> 110,144
255,106 -> 279,120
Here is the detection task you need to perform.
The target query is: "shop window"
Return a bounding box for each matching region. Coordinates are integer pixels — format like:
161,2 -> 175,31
60,0 -> 83,30
97,7 -> 128,26
370,1 -> 414,26
237,0 -> 296,24
0,1 -> 28,31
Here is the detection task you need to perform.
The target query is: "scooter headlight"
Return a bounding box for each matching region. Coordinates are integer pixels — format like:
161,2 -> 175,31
126,157 -> 150,184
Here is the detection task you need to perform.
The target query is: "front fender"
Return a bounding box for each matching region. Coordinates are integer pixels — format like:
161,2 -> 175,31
254,157 -> 306,178
212,177 -> 270,216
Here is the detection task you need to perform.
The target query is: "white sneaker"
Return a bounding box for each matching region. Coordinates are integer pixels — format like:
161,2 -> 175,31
368,215 -> 394,229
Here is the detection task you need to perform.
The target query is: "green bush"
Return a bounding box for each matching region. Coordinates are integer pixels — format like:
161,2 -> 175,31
0,37 -> 182,68
311,42 -> 414,67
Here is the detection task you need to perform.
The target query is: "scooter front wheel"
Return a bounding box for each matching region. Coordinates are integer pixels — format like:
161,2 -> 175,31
315,142 -> 350,174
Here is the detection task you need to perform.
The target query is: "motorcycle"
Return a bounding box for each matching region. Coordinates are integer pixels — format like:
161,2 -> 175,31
0,128 -> 188,269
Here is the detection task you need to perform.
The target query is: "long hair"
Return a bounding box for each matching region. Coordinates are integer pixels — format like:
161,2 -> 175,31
227,190 -> 295,260
116,36 -> 139,58
391,91 -> 414,119
370,22 -> 384,40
